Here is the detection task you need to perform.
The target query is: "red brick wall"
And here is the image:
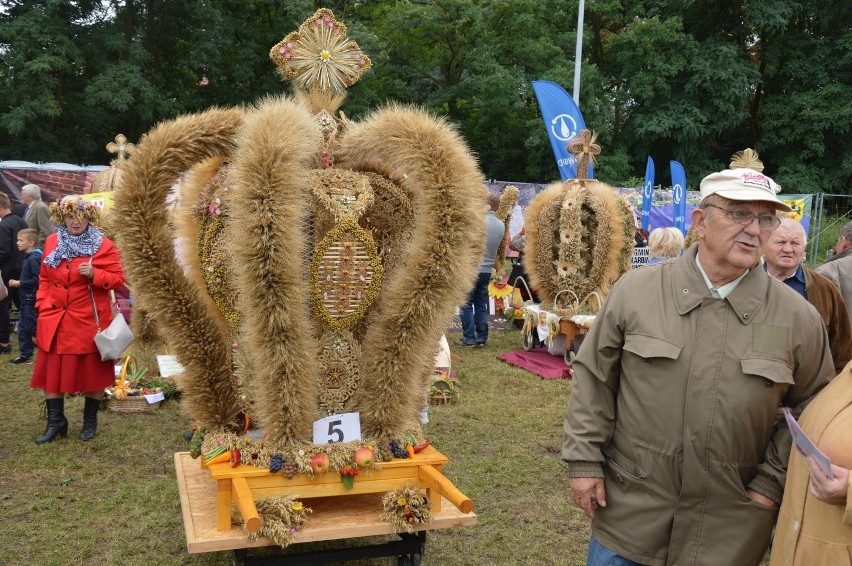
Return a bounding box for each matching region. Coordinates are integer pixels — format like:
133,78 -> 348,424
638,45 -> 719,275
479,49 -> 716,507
0,168 -> 99,205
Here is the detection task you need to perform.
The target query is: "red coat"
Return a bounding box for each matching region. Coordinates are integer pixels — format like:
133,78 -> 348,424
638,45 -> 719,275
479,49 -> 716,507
36,234 -> 126,354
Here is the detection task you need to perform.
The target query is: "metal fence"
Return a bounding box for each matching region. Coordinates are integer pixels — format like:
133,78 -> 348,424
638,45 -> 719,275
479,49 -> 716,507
807,194 -> 852,267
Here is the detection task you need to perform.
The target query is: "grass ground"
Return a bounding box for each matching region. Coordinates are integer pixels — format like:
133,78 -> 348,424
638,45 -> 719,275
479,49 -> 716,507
0,327 -> 589,565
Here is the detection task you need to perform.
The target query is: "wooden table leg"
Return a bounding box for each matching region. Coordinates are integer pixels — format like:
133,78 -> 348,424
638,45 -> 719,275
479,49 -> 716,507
217,479 -> 232,531
232,477 -> 261,533
419,465 -> 473,514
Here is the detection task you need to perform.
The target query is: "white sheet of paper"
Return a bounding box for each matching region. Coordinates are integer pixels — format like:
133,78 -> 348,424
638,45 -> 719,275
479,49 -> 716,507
782,407 -> 833,479
312,412 -> 361,445
156,355 -> 185,377
144,392 -> 165,404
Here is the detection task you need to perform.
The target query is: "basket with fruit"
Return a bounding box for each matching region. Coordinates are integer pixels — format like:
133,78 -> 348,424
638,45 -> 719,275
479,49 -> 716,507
105,356 -> 163,413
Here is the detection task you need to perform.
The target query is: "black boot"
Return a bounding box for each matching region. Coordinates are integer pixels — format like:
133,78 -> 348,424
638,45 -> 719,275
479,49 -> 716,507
35,398 -> 68,444
79,396 -> 100,441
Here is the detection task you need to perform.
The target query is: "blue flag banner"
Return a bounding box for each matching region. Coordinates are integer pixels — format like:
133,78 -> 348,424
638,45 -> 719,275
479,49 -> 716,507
641,156 -> 654,231
531,80 -> 591,181
670,161 -> 687,234
669,161 -> 686,234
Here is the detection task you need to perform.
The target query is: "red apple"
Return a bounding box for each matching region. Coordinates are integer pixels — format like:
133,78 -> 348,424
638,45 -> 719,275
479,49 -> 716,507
353,447 -> 375,468
310,453 -> 330,474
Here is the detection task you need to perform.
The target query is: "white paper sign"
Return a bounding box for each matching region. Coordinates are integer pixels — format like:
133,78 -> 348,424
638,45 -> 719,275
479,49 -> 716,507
156,355 -> 185,378
783,408 -> 833,479
313,412 -> 361,445
144,392 -> 165,404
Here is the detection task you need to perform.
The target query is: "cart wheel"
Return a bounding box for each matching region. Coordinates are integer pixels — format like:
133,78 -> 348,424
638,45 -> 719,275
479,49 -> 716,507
394,555 -> 416,566
523,331 -> 534,351
565,349 -> 576,365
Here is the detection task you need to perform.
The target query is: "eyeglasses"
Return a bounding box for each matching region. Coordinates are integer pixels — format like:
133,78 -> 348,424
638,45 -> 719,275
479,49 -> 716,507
703,204 -> 781,231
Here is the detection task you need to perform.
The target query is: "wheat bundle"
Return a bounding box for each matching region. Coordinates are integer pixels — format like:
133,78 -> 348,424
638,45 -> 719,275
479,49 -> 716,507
525,180 -> 634,303
337,104 -> 486,438
113,107 -> 245,431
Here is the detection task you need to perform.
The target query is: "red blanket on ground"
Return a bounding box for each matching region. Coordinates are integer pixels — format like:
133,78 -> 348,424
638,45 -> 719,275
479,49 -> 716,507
497,348 -> 571,380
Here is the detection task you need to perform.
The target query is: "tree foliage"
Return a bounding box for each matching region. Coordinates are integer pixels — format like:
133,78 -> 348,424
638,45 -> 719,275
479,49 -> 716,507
0,0 -> 849,193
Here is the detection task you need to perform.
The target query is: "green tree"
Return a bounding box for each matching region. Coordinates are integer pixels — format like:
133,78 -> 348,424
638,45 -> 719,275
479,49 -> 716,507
0,0 -> 848,194
0,0 -> 94,161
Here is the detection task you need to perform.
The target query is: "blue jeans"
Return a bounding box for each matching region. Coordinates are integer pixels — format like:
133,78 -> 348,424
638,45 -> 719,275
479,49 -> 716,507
459,272 -> 491,345
18,299 -> 36,358
587,536 -> 646,566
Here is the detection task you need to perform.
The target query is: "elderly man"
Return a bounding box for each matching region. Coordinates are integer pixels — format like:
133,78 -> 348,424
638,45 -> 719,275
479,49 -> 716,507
764,217 -> 852,373
563,167 -> 834,566
817,220 -> 852,324
21,184 -> 53,249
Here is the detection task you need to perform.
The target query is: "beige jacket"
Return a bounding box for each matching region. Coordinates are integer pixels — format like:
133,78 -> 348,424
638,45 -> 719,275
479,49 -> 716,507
769,365 -> 852,565
24,198 -> 54,249
816,248 -> 852,324
563,244 -> 834,566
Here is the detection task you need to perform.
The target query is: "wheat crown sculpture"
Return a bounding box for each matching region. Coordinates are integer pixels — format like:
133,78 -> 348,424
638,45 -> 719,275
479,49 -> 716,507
523,131 -> 635,305
112,9 -> 487,447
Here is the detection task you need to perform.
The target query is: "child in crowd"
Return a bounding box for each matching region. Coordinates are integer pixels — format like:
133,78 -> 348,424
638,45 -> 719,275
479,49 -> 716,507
8,229 -> 41,364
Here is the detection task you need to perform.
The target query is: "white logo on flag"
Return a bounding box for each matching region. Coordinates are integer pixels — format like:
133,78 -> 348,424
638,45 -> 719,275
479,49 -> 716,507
673,183 -> 683,203
644,181 -> 653,199
550,114 -> 578,142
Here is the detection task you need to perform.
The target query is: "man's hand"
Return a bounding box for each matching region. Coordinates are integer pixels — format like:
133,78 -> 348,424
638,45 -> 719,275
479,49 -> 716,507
746,489 -> 779,508
807,457 -> 849,505
8,279 -> 18,288
570,477 -> 606,519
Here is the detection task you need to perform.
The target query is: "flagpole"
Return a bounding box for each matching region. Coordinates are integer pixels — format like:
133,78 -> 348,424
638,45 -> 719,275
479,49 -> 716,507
572,0 -> 584,104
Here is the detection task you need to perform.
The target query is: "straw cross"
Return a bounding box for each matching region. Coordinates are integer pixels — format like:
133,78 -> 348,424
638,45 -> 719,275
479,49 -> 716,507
106,134 -> 135,164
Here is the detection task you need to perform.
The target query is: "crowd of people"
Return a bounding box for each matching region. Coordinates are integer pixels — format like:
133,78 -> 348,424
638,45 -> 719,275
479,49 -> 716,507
3,172 -> 850,562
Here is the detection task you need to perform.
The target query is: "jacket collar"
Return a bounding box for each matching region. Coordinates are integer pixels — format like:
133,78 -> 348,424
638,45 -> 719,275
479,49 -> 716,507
824,246 -> 852,264
672,244 -> 768,325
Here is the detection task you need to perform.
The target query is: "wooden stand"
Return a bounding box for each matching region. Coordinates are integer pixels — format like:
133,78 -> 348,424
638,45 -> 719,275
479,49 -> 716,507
205,446 -> 471,533
175,452 -> 477,555
559,318 -> 590,364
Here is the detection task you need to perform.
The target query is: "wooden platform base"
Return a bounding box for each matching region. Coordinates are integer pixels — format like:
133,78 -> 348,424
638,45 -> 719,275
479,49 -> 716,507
175,452 -> 477,554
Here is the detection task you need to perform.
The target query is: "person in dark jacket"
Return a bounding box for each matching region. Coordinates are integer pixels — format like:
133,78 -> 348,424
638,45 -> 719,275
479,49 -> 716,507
8,228 -> 42,363
0,193 -> 28,353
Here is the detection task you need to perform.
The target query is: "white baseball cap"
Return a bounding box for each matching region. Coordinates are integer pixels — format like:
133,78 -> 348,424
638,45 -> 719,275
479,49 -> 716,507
699,167 -> 791,212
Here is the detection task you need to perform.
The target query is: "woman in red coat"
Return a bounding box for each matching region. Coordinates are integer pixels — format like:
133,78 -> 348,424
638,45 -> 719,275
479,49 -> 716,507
30,197 -> 125,443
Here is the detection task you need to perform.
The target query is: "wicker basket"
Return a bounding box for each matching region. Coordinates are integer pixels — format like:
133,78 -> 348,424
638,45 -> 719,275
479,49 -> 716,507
429,392 -> 456,405
553,289 -> 580,318
106,356 -> 161,413
509,276 -> 535,309
107,394 -> 161,413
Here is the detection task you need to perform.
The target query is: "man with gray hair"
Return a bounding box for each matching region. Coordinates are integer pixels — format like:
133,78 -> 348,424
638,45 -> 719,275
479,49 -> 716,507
20,184 -> 53,249
563,165 -> 833,565
764,217 -> 852,373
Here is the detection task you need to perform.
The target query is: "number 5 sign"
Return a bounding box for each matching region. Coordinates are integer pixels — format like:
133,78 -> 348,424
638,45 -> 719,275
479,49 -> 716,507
312,412 -> 362,444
